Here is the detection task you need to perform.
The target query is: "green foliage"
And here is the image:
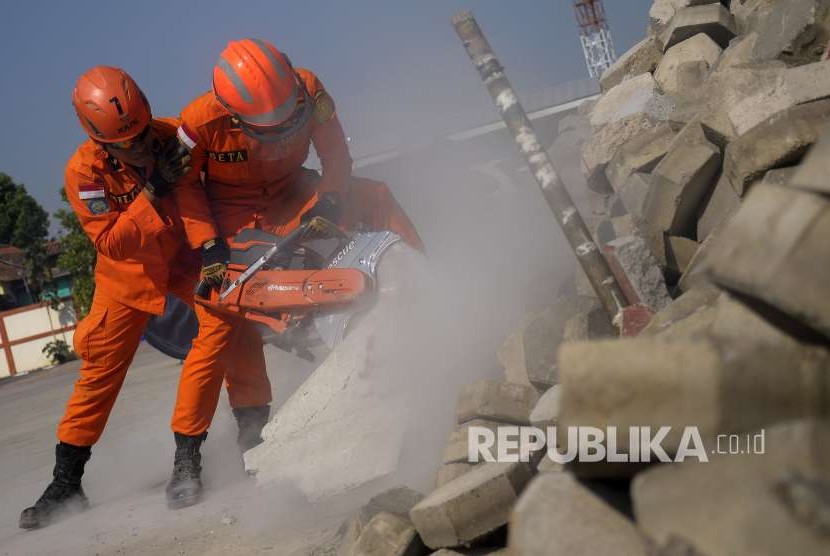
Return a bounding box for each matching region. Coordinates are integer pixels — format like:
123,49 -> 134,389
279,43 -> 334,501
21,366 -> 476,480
0,173 -> 50,292
55,188 -> 96,318
42,339 -> 75,366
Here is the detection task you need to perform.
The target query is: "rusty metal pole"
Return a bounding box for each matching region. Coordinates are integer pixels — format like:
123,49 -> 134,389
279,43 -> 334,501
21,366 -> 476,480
451,10 -> 627,326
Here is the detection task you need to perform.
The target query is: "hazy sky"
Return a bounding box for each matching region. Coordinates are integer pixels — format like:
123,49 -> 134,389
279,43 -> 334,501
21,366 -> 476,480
0,0 -> 651,228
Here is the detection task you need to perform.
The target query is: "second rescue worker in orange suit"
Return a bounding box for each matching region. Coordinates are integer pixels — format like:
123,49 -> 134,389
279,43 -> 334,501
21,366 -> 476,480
168,38 -> 423,505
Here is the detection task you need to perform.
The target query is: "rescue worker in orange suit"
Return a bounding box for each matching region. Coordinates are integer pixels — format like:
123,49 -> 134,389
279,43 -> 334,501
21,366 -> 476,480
18,66 -> 197,529
167,38 -> 423,506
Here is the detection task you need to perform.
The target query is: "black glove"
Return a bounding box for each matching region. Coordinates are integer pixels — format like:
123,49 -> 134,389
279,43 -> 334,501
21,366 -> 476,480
146,137 -> 192,197
201,237 -> 230,289
300,192 -> 342,225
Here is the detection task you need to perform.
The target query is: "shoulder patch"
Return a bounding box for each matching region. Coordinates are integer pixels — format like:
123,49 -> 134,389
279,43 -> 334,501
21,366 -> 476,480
86,198 -> 111,215
312,90 -> 335,124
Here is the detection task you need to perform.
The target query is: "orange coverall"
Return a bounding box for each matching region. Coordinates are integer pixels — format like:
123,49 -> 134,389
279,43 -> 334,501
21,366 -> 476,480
59,118 -> 261,446
171,68 -> 423,434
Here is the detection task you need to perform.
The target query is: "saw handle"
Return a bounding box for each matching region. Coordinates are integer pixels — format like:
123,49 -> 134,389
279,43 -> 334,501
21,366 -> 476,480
194,279 -> 212,300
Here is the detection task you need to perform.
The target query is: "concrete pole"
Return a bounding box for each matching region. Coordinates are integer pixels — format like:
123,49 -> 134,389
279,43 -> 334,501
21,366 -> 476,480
451,10 -> 627,327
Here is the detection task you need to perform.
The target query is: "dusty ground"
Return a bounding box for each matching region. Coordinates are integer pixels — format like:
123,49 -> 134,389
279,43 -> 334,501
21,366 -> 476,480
0,343 -> 353,556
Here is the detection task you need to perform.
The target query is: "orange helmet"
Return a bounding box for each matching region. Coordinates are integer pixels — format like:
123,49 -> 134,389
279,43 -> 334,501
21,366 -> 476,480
72,66 -> 152,143
213,38 -> 306,128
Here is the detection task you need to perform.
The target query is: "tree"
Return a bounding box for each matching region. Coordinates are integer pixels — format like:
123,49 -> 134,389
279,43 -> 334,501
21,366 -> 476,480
0,173 -> 50,293
54,188 -> 96,317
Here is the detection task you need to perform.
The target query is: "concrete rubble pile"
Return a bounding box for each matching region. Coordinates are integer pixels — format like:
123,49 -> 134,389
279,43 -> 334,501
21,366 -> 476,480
320,2 -> 830,554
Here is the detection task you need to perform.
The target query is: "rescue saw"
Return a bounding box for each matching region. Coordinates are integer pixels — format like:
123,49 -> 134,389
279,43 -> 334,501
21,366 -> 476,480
144,217 -> 405,361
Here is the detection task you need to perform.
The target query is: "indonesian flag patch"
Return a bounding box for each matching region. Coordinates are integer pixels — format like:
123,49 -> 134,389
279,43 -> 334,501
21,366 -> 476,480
79,184 -> 110,214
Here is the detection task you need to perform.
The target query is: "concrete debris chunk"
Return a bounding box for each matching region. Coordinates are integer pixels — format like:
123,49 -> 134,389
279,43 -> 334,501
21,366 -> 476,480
557,337 -> 830,467
633,420 -> 830,556
666,236 -> 699,275
339,488 -> 427,556
582,113 -> 664,194
710,292 -> 801,349
661,3 -> 737,51
742,0 -> 827,65
596,215 -> 636,246
457,380 -> 540,426
442,420 -> 503,465
790,125 -> 830,195
600,36 -> 663,92
605,122 -> 677,193
618,172 -> 652,221
506,296 -> 599,389
348,511 -> 427,556
436,463 -> 477,489
722,99 -> 830,196
655,33 -> 722,94
729,61 -> 830,137
603,235 -> 672,311
562,305 -> 617,342
640,285 -> 720,336
649,0 -> 721,38
509,473 -> 651,556
643,120 -> 721,237
696,174 -> 742,243
409,462 -> 534,549
528,385 -> 561,430
706,182 -> 830,338
678,218 -> 725,292
589,73 -> 674,129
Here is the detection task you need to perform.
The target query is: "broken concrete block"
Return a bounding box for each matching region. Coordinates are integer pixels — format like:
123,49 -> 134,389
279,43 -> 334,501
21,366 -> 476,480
529,385 -> 560,430
633,419 -> 830,556
640,285 -> 720,336
509,473 -> 651,556
666,236 -> 699,275
605,122 -> 677,193
790,125 -> 830,195
536,457 -> 566,475
600,36 -> 663,92
443,420 -> 503,465
714,31 -> 760,69
729,60 -> 830,137
582,113 -> 665,194
649,0 -> 722,37
661,4 -> 737,51
706,182 -> 830,338
349,511 -> 427,556
603,236 -> 672,311
710,292 -> 801,349
457,380 -> 540,426
618,172 -> 652,221
643,120 -> 721,237
339,488 -> 427,556
557,337 -> 830,461
696,174 -> 741,242
722,99 -> 830,196
759,166 -> 798,188
410,462 -> 534,549
562,305 -> 617,342
518,296 -> 599,389
742,0 -> 829,66
436,463 -> 477,489
655,33 -> 722,94
596,214 -> 636,246
590,73 -> 674,129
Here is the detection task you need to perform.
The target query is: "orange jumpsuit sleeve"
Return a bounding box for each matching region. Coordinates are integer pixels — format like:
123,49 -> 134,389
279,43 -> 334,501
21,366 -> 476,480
299,69 -> 353,196
65,157 -> 170,261
172,122 -> 219,249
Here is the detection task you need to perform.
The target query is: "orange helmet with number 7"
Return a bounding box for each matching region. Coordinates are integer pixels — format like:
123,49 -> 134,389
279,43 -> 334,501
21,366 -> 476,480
72,66 -> 152,143
213,38 -> 304,128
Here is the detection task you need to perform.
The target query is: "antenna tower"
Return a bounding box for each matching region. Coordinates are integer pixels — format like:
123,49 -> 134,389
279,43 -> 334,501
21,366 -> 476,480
573,0 -> 617,79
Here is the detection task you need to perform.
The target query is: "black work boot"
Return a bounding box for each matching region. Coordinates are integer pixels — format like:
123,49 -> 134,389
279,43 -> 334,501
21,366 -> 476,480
232,405 -> 270,453
165,432 -> 207,510
19,442 -> 92,529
